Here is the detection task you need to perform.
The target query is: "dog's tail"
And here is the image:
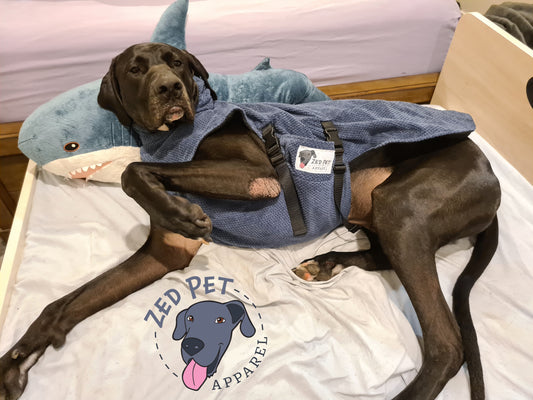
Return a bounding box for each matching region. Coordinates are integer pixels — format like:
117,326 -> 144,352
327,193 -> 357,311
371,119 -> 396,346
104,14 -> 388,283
452,215 -> 499,400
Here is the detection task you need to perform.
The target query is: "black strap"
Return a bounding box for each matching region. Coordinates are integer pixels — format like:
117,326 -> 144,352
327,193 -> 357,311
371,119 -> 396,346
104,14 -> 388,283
321,121 -> 359,233
261,124 -> 307,236
321,121 -> 345,214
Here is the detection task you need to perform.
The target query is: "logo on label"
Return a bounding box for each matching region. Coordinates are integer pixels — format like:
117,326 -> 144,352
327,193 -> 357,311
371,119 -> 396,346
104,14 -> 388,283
295,145 -> 335,174
144,276 -> 268,392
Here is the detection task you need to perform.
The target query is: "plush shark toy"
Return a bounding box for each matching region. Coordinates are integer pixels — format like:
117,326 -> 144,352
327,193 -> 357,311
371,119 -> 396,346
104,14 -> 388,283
18,0 -> 329,183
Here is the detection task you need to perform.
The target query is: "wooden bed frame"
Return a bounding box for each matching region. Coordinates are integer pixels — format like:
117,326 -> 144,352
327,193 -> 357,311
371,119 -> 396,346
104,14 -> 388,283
0,74 -> 438,242
0,123 -> 28,242
1,12 -> 532,328
431,13 -> 533,184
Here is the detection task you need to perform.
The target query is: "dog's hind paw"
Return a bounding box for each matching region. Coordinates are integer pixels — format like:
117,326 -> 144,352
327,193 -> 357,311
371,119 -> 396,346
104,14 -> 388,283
293,250 -> 384,281
292,259 -> 345,282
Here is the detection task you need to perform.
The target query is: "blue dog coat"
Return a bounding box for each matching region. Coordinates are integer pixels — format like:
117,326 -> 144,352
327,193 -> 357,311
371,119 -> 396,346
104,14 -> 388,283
135,79 -> 475,248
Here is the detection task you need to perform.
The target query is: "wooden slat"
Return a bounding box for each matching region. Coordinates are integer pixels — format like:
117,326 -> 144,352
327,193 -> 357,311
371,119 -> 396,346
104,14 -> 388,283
0,122 -> 24,157
0,161 -> 38,329
431,13 -> 533,184
0,155 -> 28,194
319,73 -> 439,103
0,180 -> 15,242
0,120 -> 28,239
0,121 -> 23,135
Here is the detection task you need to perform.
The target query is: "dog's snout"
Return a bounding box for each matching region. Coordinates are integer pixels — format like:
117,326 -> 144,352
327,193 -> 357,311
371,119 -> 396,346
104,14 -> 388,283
146,64 -> 184,99
158,80 -> 182,96
182,338 -> 205,356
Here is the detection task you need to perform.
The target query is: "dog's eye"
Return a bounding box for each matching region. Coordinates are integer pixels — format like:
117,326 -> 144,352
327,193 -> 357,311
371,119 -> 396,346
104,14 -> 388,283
172,60 -> 182,67
187,315 -> 194,322
215,317 -> 225,324
64,142 -> 80,152
129,66 -> 141,74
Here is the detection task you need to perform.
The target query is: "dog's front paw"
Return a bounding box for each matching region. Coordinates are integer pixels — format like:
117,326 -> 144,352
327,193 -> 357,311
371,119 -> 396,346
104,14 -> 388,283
150,196 -> 213,241
0,346 -> 44,400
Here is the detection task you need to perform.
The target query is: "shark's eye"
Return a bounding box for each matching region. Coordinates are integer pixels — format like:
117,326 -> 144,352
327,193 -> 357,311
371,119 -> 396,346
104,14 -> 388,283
215,317 -> 225,324
187,315 -> 194,322
64,142 -> 80,152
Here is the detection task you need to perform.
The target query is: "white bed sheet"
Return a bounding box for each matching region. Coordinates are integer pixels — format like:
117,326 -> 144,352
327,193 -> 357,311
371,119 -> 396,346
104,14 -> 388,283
0,132 -> 532,399
0,0 -> 460,123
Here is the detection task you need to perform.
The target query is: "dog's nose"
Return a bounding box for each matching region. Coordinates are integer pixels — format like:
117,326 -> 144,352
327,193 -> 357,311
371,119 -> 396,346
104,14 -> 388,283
182,338 -> 205,356
158,79 -> 182,96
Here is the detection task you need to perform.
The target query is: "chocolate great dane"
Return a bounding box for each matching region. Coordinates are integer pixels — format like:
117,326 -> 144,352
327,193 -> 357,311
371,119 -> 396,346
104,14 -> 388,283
0,43 -> 500,400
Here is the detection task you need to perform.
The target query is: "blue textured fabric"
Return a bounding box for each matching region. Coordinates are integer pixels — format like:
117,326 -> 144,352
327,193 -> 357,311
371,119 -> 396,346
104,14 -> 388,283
136,79 -> 476,248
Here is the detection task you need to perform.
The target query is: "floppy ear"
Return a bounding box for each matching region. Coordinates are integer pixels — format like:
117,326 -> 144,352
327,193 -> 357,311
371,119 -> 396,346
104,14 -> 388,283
226,301 -> 256,338
183,50 -> 217,101
173,308 -> 189,340
97,57 -> 133,127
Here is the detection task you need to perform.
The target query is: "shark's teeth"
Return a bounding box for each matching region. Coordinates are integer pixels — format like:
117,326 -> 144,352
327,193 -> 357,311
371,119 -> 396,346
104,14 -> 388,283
68,162 -> 111,179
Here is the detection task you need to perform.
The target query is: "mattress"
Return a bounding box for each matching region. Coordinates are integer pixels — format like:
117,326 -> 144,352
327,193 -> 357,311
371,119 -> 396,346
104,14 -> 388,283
0,131 -> 531,399
0,0 -> 461,123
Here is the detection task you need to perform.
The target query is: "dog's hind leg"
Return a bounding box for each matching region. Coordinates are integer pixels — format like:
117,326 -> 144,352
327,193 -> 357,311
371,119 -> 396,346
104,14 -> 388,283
370,140 -> 500,400
294,230 -> 392,281
299,140 -> 500,398
0,226 -> 201,400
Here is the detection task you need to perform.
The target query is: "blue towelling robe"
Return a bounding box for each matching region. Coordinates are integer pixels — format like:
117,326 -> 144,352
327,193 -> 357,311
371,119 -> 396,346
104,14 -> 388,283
135,79 -> 475,248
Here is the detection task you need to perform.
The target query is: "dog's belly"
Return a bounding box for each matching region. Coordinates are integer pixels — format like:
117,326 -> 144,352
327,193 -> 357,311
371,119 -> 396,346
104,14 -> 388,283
187,191 -> 347,248
348,167 -> 392,229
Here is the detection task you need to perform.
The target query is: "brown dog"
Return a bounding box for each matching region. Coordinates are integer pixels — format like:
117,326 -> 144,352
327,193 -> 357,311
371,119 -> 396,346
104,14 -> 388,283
0,43 -> 500,400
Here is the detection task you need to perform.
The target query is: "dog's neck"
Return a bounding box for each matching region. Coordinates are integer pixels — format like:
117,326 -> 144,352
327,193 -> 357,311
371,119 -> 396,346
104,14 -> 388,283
194,76 -> 217,114
132,78 -> 242,163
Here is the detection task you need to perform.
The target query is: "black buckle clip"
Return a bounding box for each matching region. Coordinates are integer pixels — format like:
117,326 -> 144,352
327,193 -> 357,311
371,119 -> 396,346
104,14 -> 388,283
323,126 -> 337,142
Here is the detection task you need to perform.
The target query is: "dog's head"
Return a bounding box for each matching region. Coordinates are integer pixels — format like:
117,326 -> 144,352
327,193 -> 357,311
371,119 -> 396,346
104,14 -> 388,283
172,300 -> 256,391
98,42 -> 216,132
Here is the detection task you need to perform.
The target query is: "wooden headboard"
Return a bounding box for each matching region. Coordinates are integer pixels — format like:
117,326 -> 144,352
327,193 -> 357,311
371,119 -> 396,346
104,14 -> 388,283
431,12 -> 533,184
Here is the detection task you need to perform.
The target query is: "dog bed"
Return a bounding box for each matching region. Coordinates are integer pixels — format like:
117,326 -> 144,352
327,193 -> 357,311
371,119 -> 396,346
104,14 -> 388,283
1,12 -> 532,400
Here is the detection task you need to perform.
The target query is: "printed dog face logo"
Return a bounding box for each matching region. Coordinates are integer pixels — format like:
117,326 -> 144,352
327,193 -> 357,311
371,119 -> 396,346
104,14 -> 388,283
298,149 -> 316,168
173,300 -> 256,391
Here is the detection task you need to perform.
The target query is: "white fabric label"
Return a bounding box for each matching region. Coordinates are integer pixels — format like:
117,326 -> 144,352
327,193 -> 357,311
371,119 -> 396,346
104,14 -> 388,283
295,145 -> 335,174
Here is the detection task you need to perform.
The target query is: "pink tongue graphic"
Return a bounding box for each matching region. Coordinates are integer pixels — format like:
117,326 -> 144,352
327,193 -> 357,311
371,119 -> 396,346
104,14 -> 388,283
300,162 -> 305,168
182,359 -> 208,391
